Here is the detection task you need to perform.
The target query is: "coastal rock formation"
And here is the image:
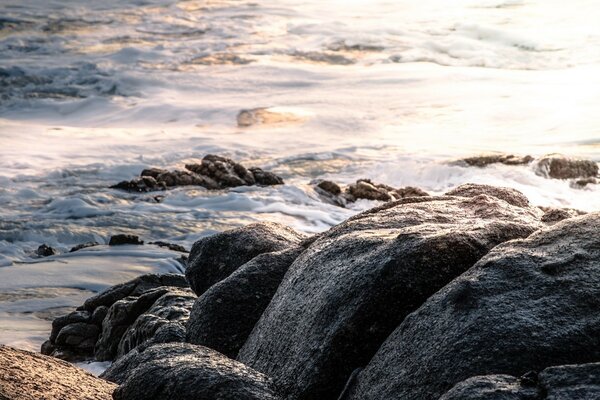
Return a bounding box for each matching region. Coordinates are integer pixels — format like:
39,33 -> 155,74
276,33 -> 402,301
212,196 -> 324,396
41,273 -> 189,361
457,153 -> 534,167
185,222 -> 306,295
102,343 -> 280,400
111,154 -> 284,192
237,187 -> 543,400
69,241 -> 100,252
445,183 -> 530,208
345,213 -> 600,400
186,247 -> 303,358
0,345 -> 116,400
109,234 -> 143,246
535,154 -> 599,179
440,362 -> 600,400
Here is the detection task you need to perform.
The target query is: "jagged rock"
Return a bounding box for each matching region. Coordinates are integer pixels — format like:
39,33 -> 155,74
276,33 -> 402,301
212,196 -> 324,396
149,241 -> 188,252
458,154 -> 534,167
440,362 -> 600,400
446,183 -> 529,208
395,186 -> 429,198
117,288 -> 196,358
187,247 -> 303,358
539,206 -> 585,224
535,154 -> 599,179
108,234 -> 143,246
237,191 -> 543,400
69,241 -> 100,252
140,167 -> 168,179
346,179 -> 395,201
185,154 -> 256,187
42,274 -> 189,361
346,213 -> 600,400
110,176 -> 167,192
185,222 -> 306,295
249,167 -> 284,185
0,345 -> 116,400
36,243 -> 57,257
158,169 -> 219,189
101,343 -> 280,400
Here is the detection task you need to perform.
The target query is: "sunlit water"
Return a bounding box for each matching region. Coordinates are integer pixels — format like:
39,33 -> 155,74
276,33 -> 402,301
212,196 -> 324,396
1,0 -> 599,353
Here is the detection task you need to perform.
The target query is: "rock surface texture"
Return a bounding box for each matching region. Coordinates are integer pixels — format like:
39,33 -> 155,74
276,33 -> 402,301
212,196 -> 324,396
102,343 -> 280,400
185,222 -> 306,295
237,186 -> 543,400
346,213 -> 600,400
0,345 -> 116,400
535,154 -> 599,179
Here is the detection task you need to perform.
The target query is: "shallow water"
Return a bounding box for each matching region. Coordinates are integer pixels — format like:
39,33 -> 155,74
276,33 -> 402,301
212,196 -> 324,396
1,0 -> 599,353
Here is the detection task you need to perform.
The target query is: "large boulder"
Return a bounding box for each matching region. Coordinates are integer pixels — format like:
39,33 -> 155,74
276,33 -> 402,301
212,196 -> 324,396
440,362 -> 600,400
102,343 -> 280,400
237,188 -> 543,400
185,222 -> 306,295
445,183 -> 529,208
187,247 -> 303,358
535,154 -> 598,179
0,345 -> 116,400
346,213 -> 600,400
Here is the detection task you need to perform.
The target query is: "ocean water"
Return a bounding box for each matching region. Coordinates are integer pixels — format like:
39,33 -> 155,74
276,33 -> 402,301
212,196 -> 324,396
1,0 -> 599,358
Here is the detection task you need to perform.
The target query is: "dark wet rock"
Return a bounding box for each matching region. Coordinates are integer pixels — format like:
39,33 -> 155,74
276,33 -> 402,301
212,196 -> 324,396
458,154 -> 534,167
238,194 -> 543,400
0,345 -> 116,400
102,343 -> 280,400
186,154 -> 256,187
572,176 -> 597,187
539,206 -> 585,224
346,178 -> 395,201
346,213 -> 600,400
157,169 -> 219,189
117,288 -> 196,359
249,167 -> 284,185
440,362 -> 600,400
186,222 -> 306,296
36,243 -> 57,257
395,186 -> 429,198
140,167 -> 168,179
149,241 -> 188,252
535,154 -> 599,179
446,183 -> 530,208
316,180 -> 342,195
43,274 -> 189,361
108,234 -> 144,246
69,241 -> 100,252
110,176 -> 167,192
187,247 -> 303,358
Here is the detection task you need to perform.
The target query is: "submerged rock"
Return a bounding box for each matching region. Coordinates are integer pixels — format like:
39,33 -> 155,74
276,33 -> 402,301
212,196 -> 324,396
110,175 -> 167,192
346,178 -> 396,201
458,154 -> 534,167
238,188 -> 543,400
237,107 -> 305,127
148,241 -> 188,252
535,154 -> 599,179
108,234 -> 143,246
187,247 -> 303,358
69,241 -> 100,252
0,345 -> 116,400
440,362 -> 600,400
185,222 -> 306,296
346,213 -> 600,400
314,179 -> 429,207
102,343 -> 280,400
36,243 -> 57,257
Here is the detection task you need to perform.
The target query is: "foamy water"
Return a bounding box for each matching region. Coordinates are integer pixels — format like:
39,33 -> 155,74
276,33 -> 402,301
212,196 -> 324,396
1,0 -> 599,353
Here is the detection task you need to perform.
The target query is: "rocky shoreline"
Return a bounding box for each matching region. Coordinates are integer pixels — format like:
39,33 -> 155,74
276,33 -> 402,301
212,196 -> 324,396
2,181 -> 599,400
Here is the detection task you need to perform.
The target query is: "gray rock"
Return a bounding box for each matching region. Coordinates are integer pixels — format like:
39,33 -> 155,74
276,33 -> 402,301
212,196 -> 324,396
110,175 -> 167,192
249,167 -> 284,185
237,193 -> 543,400
346,179 -> 395,201
535,154 -> 599,179
55,322 -> 99,348
440,362 -> 600,400
395,186 -> 429,198
187,247 -> 303,358
108,234 -> 143,246
346,213 -> 600,400
446,183 -> 530,208
539,206 -> 585,224
117,288 -> 196,358
186,154 -> 256,187
185,222 -> 305,295
102,343 -> 280,400
458,154 -> 534,168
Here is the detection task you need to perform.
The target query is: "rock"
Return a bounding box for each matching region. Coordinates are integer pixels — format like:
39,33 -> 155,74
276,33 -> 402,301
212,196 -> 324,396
346,213 -> 600,400
237,107 -> 305,127
249,167 -> 284,185
108,234 -> 144,246
140,167 -> 168,179
237,193 -> 543,400
187,247 -> 303,358
446,183 -> 530,208
316,180 -> 341,196
395,186 -> 429,198
157,169 -> 219,189
149,241 -> 188,252
110,175 -> 167,192
43,273 -> 189,361
572,177 -> 597,187
0,345 -> 116,400
535,154 -> 599,179
102,343 -> 280,400
539,206 -> 585,224
185,222 -> 306,295
117,288 -> 196,358
36,243 -> 57,257
346,179 -> 395,201
186,154 -> 256,187
458,154 -> 534,167
69,241 -> 100,252
440,362 -> 600,400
